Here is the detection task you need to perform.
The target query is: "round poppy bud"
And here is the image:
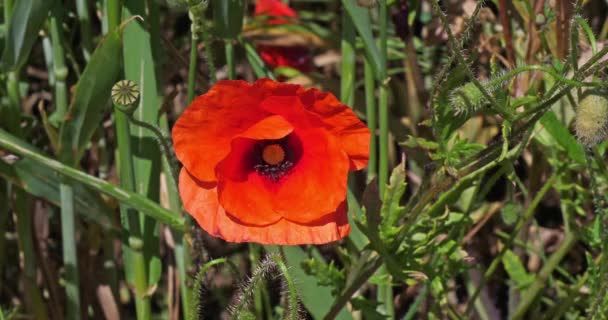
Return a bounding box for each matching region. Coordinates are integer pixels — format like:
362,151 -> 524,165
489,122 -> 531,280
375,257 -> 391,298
575,90 -> 608,148
172,79 -> 370,245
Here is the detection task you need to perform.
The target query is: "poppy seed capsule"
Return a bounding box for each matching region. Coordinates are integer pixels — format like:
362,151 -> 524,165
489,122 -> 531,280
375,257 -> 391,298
575,91 -> 608,148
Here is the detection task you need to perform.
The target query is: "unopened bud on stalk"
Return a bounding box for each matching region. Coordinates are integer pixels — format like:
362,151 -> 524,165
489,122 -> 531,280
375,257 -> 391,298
112,80 -> 140,114
450,82 -> 488,116
575,90 -> 608,148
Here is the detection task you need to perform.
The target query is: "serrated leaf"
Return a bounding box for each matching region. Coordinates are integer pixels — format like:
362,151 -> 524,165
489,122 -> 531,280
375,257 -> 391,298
502,249 -> 534,289
56,20 -> 125,165
539,111 -> 586,165
400,135 -> 439,150
1,0 -> 54,71
379,163 -> 407,246
351,296 -> 388,320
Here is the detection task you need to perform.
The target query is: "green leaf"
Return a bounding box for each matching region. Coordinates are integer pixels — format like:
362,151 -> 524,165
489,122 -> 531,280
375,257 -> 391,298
341,0 -> 384,79
501,202 -> 521,226
212,0 -> 245,39
57,20 -> 125,165
379,163 -> 407,246
502,249 -> 534,289
1,0 -> 54,71
351,296 -> 388,320
0,158 -> 115,230
539,111 -> 586,165
400,135 -> 439,150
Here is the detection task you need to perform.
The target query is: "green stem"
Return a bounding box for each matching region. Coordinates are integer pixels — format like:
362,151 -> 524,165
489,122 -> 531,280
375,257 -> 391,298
340,12 -> 356,106
364,58 -> 377,182
126,115 -> 179,184
14,189 -> 49,319
187,35 -> 198,103
113,104 -> 151,319
50,12 -> 80,316
273,253 -> 300,320
201,17 -> 216,84
5,72 -> 22,135
75,0 -> 93,61
106,0 -> 122,32
511,232 -> 577,320
465,172 -> 559,316
130,237 -> 151,320
59,182 -> 80,319
377,1 -> 393,317
226,40 -> 236,80
0,181 -> 8,292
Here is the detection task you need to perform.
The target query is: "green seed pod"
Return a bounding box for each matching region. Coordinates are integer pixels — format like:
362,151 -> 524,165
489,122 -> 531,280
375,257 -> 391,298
449,82 -> 488,116
575,90 -> 608,148
112,80 -> 140,115
112,80 -> 140,106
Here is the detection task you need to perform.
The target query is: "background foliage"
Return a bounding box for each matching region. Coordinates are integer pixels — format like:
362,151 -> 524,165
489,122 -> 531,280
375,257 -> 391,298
1,0 -> 608,319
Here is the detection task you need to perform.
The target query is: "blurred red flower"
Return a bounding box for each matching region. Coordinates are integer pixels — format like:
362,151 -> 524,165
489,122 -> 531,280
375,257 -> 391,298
253,0 -> 313,72
173,79 -> 369,245
254,0 -> 297,24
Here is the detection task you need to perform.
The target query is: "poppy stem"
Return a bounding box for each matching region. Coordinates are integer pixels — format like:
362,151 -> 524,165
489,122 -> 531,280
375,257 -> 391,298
226,40 -> 236,80
364,56 -> 378,182
187,35 -> 198,103
376,0 -> 394,317
50,6 -> 82,317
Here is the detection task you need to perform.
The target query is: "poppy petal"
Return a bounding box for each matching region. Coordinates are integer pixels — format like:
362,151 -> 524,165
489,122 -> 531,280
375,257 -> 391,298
172,80 -> 270,182
216,127 -> 349,224
298,88 -> 371,170
256,83 -> 370,171
254,0 -> 297,18
180,169 -> 350,245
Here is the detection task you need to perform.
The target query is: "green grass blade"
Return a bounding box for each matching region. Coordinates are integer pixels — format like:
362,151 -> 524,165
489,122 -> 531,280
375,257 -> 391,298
122,0 -> 163,289
244,41 -> 276,80
56,21 -> 125,165
0,0 -> 53,71
0,129 -> 185,229
340,12 -> 356,106
0,158 -> 115,230
340,0 -> 384,79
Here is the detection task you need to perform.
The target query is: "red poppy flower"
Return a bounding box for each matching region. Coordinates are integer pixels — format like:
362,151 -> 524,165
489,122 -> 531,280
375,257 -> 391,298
254,0 -> 297,24
173,79 -> 369,245
257,44 -> 313,72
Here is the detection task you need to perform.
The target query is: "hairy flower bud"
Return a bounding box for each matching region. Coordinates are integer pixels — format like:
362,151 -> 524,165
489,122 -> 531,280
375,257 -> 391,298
575,90 -> 608,148
450,82 -> 488,116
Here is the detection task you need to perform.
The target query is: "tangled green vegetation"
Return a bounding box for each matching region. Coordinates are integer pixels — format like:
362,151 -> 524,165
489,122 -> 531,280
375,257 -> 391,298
2,0 -> 608,319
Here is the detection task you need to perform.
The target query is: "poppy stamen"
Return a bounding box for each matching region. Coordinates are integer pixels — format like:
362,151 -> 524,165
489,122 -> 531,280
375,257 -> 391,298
254,142 -> 293,181
262,144 -> 286,165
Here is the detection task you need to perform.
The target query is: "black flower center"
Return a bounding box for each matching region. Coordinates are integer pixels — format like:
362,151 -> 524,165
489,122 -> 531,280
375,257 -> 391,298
252,136 -> 301,181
